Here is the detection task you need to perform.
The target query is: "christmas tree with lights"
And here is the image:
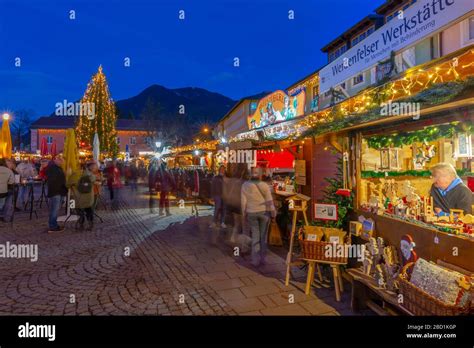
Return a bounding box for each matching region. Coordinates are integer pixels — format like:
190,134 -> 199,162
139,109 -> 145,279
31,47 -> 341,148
75,65 -> 118,157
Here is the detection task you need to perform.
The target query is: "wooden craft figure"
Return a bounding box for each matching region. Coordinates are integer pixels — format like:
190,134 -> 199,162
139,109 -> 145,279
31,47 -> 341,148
394,197 -> 407,216
400,234 -> 418,266
382,263 -> 400,291
449,209 -> 465,223
375,264 -> 386,288
457,276 -> 472,291
368,182 -> 383,214
382,245 -> 401,291
424,141 -> 436,160
362,249 -> 373,275
376,237 -> 385,257
381,179 -> 399,208
382,245 -> 398,266
404,181 -> 421,209
460,214 -> 474,235
367,237 -> 381,264
422,196 -> 437,222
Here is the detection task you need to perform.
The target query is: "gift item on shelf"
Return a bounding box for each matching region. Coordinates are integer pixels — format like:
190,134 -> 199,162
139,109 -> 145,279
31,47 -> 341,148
382,245 -> 401,292
349,221 -> 362,236
398,258 -> 472,315
400,234 -> 418,265
361,237 -> 401,292
358,215 -> 375,240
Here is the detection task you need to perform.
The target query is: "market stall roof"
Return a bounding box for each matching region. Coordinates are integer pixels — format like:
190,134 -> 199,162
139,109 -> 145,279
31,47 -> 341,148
296,45 -> 474,140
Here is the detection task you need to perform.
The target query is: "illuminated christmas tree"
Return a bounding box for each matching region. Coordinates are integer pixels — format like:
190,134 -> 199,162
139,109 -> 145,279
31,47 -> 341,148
75,65 -> 118,157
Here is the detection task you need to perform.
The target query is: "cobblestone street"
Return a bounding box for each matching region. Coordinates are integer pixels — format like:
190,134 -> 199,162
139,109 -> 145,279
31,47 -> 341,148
0,187 -> 359,316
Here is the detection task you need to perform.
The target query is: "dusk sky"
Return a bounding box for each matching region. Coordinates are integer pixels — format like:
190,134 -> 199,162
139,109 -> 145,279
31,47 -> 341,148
1,0 -> 384,118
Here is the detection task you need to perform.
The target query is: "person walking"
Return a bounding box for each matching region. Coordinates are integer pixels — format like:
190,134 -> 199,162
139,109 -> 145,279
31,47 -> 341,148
210,165 -> 227,228
129,162 -> 138,192
87,161 -> 102,210
157,163 -> 175,216
223,167 -> 248,242
68,165 -> 96,231
241,167 -> 276,267
0,159 -> 15,223
105,160 -> 122,209
45,157 -> 67,233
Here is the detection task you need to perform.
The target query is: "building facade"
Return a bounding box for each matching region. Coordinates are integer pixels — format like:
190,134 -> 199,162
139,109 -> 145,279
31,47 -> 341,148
318,0 -> 474,109
30,117 -> 154,156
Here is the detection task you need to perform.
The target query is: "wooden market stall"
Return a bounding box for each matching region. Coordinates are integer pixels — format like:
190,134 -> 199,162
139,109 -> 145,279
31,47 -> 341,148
289,45 -> 474,315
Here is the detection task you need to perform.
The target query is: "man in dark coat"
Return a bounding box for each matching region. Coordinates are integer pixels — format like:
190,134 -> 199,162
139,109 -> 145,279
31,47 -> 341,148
45,157 -> 67,232
210,165 -> 227,228
157,163 -> 175,216
430,163 -> 472,215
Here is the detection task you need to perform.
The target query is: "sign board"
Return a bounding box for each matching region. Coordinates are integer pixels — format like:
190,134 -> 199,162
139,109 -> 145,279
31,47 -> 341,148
314,203 -> 338,221
247,89 -> 306,130
294,160 -> 306,185
319,0 -> 474,92
262,119 -> 307,141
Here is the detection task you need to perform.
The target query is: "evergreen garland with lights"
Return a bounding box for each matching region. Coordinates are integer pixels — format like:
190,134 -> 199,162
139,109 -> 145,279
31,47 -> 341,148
361,168 -> 473,178
75,66 -> 119,158
366,122 -> 474,149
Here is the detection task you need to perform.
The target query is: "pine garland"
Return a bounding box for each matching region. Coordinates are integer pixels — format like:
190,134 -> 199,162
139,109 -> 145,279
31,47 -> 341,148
301,77 -> 474,140
362,169 -> 473,178
366,122 -> 474,149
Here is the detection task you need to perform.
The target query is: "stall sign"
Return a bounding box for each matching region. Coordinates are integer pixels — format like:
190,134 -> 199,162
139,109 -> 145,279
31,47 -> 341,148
294,160 -> 306,185
319,0 -> 474,92
247,89 -> 306,130
262,119 -> 307,141
233,130 -> 259,142
314,203 -> 338,221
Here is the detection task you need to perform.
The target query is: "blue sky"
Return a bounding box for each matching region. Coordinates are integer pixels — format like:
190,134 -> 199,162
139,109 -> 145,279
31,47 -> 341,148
0,0 -> 384,118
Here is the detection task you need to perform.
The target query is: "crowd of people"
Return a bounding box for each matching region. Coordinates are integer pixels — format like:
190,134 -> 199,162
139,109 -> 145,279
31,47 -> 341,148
211,165 -> 276,267
0,156 -> 278,266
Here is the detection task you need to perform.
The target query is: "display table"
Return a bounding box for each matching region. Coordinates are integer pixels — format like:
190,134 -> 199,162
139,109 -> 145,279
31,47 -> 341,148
347,267 -> 414,316
353,211 -> 474,272
304,259 -> 345,301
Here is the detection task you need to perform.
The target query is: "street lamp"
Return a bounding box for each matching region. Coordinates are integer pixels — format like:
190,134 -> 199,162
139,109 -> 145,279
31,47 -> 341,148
155,141 -> 161,148
2,113 -> 10,121
203,127 -> 209,133
221,137 -> 227,144
194,150 -> 200,156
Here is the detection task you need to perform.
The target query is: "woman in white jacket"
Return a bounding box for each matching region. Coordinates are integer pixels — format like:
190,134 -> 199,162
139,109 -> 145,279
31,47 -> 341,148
241,167 -> 276,267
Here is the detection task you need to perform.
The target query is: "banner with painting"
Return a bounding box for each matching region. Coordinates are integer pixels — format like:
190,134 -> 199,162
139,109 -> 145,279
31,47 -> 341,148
247,89 -> 305,130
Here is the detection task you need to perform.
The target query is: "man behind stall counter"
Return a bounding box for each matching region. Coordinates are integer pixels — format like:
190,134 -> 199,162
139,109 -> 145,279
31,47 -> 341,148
430,162 -> 473,216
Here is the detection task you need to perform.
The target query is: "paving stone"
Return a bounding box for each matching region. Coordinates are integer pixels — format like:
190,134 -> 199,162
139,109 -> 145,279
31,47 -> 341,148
240,284 -> 281,298
0,186 -> 352,317
260,304 -> 310,316
225,298 -> 266,313
216,288 -> 246,302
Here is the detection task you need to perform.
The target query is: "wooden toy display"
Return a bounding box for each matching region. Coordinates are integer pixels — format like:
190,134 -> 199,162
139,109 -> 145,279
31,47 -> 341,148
360,179 -> 473,238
